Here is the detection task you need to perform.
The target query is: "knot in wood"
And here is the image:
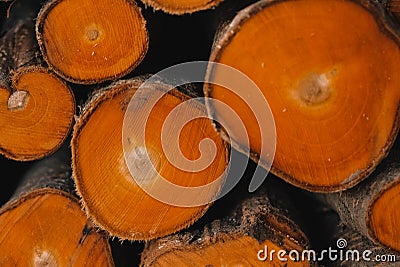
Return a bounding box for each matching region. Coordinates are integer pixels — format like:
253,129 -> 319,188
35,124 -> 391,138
8,90 -> 29,111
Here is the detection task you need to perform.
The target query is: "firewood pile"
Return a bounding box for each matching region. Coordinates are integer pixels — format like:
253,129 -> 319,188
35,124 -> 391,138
0,0 -> 400,266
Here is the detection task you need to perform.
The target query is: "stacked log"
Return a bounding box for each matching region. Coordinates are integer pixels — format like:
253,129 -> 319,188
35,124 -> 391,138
141,184 -> 313,266
0,0 -> 399,266
320,152 -> 400,253
36,0 -> 148,84
0,149 -> 114,265
0,0 -> 75,161
71,78 -> 229,240
204,0 -> 400,192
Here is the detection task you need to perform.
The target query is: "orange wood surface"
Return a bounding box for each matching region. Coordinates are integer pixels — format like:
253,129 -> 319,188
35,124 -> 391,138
0,67 -> 75,161
144,237 -> 309,267
0,191 -> 113,266
37,0 -> 148,83
370,181 -> 400,252
141,0 -> 223,14
72,80 -> 229,240
207,0 -> 400,191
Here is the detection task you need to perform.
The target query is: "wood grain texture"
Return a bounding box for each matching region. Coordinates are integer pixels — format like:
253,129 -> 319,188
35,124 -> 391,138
0,0 -> 75,161
0,149 -> 114,266
205,0 -> 400,192
332,223 -> 400,266
387,0 -> 400,18
141,189 -> 313,266
141,0 -> 224,15
36,0 -> 148,84
320,152 -> 400,253
72,78 -> 229,240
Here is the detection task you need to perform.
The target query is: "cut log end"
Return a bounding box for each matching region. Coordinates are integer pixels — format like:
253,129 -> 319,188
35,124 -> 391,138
321,153 -> 400,254
72,78 -> 229,240
141,0 -> 223,15
206,0 -> 400,192
141,194 -> 311,267
0,150 -> 114,264
370,180 -> 400,252
142,237 -> 309,267
0,67 -> 75,161
36,0 -> 149,84
0,190 -> 113,266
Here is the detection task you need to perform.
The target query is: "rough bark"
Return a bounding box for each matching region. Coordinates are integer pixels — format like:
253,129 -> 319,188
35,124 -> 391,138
331,223 -> 400,267
141,187 -> 314,266
381,0 -> 400,18
0,0 -> 75,161
319,151 -> 400,252
0,0 -> 41,91
140,0 -> 224,15
6,145 -> 74,205
0,147 -> 114,266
